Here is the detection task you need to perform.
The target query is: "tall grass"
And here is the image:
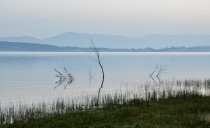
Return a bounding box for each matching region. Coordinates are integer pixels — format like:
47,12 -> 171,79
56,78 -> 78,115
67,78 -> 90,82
1,78 -> 210,126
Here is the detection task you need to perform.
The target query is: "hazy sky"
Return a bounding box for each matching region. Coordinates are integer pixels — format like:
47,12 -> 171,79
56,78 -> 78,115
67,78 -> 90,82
1,0 -> 210,38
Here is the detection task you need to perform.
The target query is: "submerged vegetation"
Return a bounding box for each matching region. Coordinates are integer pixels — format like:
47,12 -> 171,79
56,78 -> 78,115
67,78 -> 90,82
1,79 -> 210,127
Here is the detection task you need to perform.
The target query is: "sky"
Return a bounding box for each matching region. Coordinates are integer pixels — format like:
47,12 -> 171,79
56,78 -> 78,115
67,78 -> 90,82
0,0 -> 210,39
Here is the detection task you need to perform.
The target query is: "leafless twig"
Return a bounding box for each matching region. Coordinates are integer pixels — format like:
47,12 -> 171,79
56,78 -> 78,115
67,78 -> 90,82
149,65 -> 158,85
150,64 -> 158,77
156,65 -> 167,82
90,38 -> 105,102
54,67 -> 73,89
150,75 -> 158,85
149,65 -> 167,85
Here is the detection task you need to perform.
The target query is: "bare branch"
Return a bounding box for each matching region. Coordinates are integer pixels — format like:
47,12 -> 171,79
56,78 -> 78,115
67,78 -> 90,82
150,75 -> 158,86
54,67 -> 74,89
89,38 -> 105,103
150,64 -> 158,77
156,65 -> 167,78
149,65 -> 167,85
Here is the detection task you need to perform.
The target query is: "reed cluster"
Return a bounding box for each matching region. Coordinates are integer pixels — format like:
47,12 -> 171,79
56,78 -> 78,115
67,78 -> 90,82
1,79 -> 210,127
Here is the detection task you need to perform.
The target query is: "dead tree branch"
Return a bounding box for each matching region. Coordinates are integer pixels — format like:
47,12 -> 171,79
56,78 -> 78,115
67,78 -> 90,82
90,38 -> 105,102
54,67 -> 73,89
150,64 -> 158,77
149,65 -> 158,85
150,74 -> 158,85
156,65 -> 167,82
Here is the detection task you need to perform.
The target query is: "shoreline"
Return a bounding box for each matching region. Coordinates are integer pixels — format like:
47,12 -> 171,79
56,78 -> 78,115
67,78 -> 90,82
1,79 -> 210,127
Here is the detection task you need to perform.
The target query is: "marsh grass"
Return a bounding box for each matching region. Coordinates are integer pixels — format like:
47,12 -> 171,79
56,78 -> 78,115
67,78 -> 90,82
1,79 -> 210,127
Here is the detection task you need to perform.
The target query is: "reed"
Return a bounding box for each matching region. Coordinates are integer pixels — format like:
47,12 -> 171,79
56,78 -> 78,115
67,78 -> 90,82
1,79 -> 210,127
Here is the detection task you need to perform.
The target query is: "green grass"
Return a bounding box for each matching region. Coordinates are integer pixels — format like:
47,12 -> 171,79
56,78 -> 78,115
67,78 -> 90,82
1,79 -> 210,128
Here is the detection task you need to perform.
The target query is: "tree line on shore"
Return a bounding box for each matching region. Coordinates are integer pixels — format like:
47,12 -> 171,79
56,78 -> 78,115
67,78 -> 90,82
1,41 -> 210,52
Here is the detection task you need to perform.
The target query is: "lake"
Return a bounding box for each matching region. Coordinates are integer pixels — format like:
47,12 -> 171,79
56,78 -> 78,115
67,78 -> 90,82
1,52 -> 210,105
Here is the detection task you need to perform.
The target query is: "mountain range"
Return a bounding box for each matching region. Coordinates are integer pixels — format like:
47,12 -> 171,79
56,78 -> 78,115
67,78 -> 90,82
0,32 -> 210,49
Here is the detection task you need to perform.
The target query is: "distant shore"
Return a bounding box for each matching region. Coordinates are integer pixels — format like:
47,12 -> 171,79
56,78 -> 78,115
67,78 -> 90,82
1,41 -> 210,52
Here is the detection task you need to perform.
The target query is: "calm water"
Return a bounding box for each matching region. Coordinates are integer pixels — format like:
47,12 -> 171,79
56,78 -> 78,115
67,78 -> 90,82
1,52 -> 210,105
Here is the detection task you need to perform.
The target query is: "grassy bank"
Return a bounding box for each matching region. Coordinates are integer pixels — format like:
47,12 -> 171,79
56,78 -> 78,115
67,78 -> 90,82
1,79 -> 210,128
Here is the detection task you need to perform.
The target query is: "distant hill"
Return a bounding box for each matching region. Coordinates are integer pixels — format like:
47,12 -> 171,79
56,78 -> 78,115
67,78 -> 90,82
0,36 -> 40,43
1,41 -> 210,52
0,32 -> 210,49
0,41 -> 87,52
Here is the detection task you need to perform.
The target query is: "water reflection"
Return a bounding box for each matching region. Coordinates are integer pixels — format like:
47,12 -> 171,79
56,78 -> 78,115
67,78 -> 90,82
1,52 -> 210,105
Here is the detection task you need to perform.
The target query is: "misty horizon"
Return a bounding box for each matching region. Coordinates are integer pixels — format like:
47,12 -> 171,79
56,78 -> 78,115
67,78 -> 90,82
1,32 -> 210,40
1,32 -> 210,49
1,0 -> 210,39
